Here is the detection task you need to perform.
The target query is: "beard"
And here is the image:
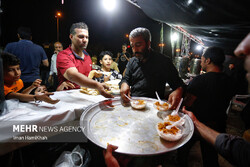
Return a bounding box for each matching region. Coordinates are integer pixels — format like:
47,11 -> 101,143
135,49 -> 150,62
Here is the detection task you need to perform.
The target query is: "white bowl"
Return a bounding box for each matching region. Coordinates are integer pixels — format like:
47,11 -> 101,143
153,101 -> 171,111
130,99 -> 146,110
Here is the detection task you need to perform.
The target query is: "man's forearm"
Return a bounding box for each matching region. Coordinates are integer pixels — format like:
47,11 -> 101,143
194,119 -> 220,145
66,72 -> 99,89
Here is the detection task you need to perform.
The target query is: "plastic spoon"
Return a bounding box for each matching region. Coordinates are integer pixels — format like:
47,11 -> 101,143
171,98 -> 183,116
166,115 -> 186,129
155,91 -> 163,105
124,94 -> 140,105
124,94 -> 132,101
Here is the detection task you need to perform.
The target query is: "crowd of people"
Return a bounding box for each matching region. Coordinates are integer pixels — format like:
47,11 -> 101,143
1,21 -> 249,167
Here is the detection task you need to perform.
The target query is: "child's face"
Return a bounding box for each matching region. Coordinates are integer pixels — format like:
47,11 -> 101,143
35,85 -> 47,94
122,45 -> 127,52
100,55 -> 113,70
4,65 -> 21,84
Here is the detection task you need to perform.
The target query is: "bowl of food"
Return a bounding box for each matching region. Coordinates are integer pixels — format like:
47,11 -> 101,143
156,122 -> 183,141
130,99 -> 147,110
105,80 -> 121,95
153,101 -> 171,111
164,114 -> 185,126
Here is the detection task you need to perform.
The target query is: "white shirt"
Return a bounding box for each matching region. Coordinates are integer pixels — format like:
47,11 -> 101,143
49,53 -> 58,75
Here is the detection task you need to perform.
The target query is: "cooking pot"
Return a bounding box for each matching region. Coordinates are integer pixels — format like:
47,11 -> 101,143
190,58 -> 201,75
174,56 -> 189,78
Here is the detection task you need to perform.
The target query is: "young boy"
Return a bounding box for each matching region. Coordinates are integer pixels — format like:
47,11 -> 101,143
2,52 -> 59,104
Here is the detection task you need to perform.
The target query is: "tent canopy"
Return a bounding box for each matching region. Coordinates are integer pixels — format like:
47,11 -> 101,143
127,0 -> 250,54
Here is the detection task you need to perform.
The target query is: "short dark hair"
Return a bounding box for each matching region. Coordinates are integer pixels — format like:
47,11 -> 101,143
129,27 -> 151,42
1,52 -> 20,71
70,22 -> 88,35
203,46 -> 225,66
99,51 -> 113,60
17,27 -> 32,40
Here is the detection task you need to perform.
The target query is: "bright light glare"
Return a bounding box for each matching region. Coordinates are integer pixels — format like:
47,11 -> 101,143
196,45 -> 203,51
102,0 -> 117,12
187,0 -> 193,5
171,32 -> 179,42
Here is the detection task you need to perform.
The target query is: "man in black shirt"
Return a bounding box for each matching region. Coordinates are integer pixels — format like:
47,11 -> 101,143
178,47 -> 237,167
104,34 -> 250,167
120,27 -> 185,109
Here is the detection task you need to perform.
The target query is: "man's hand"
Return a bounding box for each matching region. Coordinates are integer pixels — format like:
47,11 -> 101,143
103,144 -> 131,167
182,106 -> 198,124
120,82 -> 131,103
168,87 -> 183,110
57,81 -> 75,91
35,92 -> 60,104
103,144 -> 120,167
96,83 -> 113,98
182,106 -> 219,145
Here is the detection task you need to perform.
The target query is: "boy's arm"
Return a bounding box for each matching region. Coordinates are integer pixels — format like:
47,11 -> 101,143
21,85 -> 36,94
115,53 -> 120,62
22,79 -> 42,94
6,92 -> 36,102
6,92 -> 59,104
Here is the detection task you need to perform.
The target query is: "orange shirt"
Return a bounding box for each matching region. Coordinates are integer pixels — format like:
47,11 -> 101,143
4,79 -> 24,96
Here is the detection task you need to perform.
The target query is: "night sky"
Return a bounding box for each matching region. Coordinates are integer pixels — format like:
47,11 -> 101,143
0,0 -> 174,58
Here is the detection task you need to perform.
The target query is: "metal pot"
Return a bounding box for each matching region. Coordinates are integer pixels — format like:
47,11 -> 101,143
174,56 -> 189,78
190,58 -> 201,75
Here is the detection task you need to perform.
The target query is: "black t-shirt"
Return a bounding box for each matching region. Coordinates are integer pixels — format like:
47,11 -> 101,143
117,52 -> 130,74
187,72 -> 236,131
121,50 -> 185,99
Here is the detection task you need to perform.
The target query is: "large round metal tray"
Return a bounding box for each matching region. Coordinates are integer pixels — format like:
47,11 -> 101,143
80,97 -> 194,156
